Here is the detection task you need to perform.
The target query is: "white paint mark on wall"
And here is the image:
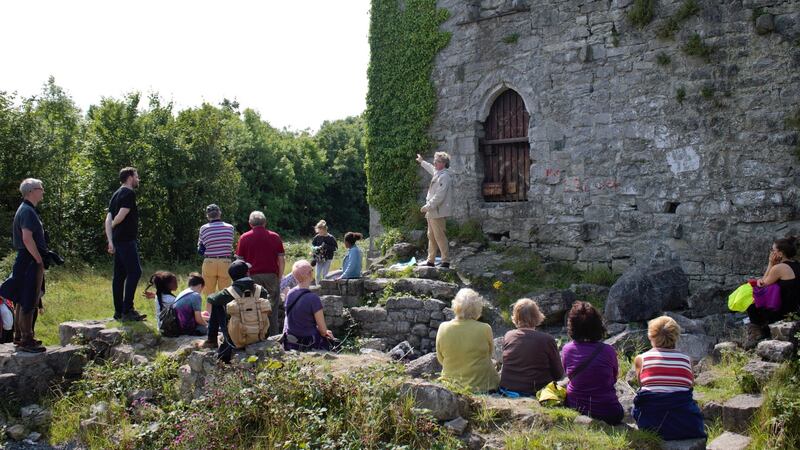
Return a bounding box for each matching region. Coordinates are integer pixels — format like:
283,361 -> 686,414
666,146 -> 700,175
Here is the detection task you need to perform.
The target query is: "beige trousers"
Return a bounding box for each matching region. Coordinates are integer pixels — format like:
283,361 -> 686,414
426,217 -> 449,263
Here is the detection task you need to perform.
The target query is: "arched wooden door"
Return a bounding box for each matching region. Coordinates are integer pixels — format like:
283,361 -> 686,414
480,89 -> 530,202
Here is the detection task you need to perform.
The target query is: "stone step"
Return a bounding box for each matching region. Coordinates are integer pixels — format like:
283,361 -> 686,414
363,277 -> 459,300
740,359 -> 780,388
722,394 -> 764,433
706,431 -> 752,450
755,339 -> 794,363
58,319 -> 110,346
375,266 -> 457,281
769,320 -> 799,343
659,437 -> 706,450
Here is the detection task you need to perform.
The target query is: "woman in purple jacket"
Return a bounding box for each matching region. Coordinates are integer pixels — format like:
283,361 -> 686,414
561,301 -> 624,424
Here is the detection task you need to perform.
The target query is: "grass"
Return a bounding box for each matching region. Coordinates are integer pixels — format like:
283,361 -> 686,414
502,33 -> 520,44
676,86 -> 686,104
51,357 -> 460,449
505,423 -> 661,449
701,86 -> 715,100
446,218 -> 488,245
656,0 -> 699,39
787,109 -> 800,161
8,238 -> 369,346
693,349 -> 750,404
682,33 -> 713,61
627,0 -> 655,30
750,360 -> 800,449
656,52 -> 671,66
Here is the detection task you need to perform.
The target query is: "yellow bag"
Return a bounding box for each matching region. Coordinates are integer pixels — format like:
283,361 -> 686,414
727,283 -> 754,312
536,381 -> 567,406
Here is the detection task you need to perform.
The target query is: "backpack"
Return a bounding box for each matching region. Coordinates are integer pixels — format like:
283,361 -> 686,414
158,303 -> 181,337
226,284 -> 271,348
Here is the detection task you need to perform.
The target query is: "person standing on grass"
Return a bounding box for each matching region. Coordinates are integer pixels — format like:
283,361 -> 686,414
105,167 -> 146,322
310,220 -> 337,283
235,211 -> 285,336
197,203 -> 235,346
0,179 -> 48,352
416,152 -> 453,268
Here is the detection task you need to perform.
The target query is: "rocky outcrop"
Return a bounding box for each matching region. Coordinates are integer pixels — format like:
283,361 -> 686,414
604,264 -> 689,322
0,344 -> 87,403
756,340 -> 795,363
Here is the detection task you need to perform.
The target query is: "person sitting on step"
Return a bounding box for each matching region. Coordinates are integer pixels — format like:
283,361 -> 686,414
281,260 -> 335,351
746,236 -> 800,345
632,316 -> 706,441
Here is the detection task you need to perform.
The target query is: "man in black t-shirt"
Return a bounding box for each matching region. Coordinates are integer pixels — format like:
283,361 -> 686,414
104,167 -> 145,321
0,178 -> 48,352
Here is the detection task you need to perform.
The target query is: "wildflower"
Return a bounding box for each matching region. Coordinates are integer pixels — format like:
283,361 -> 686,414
492,280 -> 504,290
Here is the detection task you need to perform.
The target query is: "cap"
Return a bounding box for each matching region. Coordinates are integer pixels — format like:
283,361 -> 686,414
228,259 -> 251,280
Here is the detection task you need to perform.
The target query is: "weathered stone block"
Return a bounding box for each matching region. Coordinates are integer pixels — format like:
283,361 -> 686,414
45,345 -> 88,377
711,342 -> 738,364
722,394 -> 764,433
405,352 -> 442,378
769,320 -> 800,343
96,328 -> 123,346
659,437 -> 706,450
385,296 -> 425,310
58,321 -> 107,346
676,333 -> 715,364
399,380 -> 469,421
349,306 -> 388,323
604,329 -> 649,356
605,264 -> 689,322
756,339 -> 794,363
707,431 -> 751,450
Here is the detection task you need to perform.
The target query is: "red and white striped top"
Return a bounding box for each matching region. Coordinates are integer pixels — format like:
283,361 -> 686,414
639,348 -> 694,393
198,220 -> 235,258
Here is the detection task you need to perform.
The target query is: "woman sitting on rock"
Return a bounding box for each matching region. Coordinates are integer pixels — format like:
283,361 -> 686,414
436,288 -> 499,392
746,236 -> 800,342
498,298 -> 564,396
561,301 -> 623,424
282,260 -> 334,351
632,315 -> 706,441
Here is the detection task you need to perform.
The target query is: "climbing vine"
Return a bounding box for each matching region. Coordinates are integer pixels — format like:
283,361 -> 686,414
365,0 -> 451,227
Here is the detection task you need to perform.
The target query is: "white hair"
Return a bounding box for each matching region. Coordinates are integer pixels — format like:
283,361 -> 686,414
434,152 -> 450,168
452,288 -> 484,320
249,211 -> 267,227
19,178 -> 43,196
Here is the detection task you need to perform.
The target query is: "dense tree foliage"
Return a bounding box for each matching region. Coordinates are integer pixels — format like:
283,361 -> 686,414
0,79 -> 368,261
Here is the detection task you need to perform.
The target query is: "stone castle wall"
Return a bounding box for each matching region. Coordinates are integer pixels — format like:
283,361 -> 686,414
404,0 -> 800,287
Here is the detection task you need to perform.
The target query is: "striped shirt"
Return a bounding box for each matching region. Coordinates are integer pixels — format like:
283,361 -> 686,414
639,348 -> 694,393
198,220 -> 235,258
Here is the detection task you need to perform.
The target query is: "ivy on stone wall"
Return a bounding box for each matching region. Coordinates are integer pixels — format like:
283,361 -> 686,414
365,0 -> 451,227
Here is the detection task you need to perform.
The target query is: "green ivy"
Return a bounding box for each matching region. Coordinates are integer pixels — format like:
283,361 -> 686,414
365,0 -> 451,227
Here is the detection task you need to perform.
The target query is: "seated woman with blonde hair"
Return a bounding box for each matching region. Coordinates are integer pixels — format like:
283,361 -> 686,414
436,288 -> 499,392
498,298 -> 564,396
632,315 -> 706,441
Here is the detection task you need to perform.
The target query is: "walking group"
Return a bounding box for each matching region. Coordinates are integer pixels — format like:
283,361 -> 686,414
4,152 -> 797,444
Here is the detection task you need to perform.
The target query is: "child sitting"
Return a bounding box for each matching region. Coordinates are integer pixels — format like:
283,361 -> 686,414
144,271 -> 178,327
172,273 -> 208,336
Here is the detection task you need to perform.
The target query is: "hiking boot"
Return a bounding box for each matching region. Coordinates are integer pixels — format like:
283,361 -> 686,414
200,339 -> 218,349
439,262 -> 451,268
16,341 -> 46,353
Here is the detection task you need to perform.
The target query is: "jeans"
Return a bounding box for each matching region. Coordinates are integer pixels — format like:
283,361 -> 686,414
315,259 -> 332,284
112,240 -> 142,316
209,303 -> 234,363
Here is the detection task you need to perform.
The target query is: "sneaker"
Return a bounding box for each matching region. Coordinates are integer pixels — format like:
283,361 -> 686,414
113,313 -> 122,320
439,262 -> 451,268
17,342 -> 46,353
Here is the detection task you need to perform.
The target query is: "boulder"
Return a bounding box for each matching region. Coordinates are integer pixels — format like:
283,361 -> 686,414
604,329 -> 649,356
659,438 -> 706,450
769,320 -> 800,343
664,312 -> 705,334
6,424 -> 27,441
756,339 -> 794,363
711,342 -> 739,363
58,320 -> 108,346
0,373 -> 17,399
413,266 -> 456,281
528,290 -> 576,325
741,359 -> 780,386
390,243 -> 417,259
406,352 -> 442,378
492,336 -> 503,364
722,394 -> 764,433
443,416 -> 469,435
399,380 -> 469,421
700,400 -> 723,421
755,13 -> 774,34
26,431 -> 42,442
707,431 -> 751,450
108,344 -> 136,364
46,344 -> 88,377
20,404 -> 51,428
615,380 -> 636,416
694,371 -> 720,387
686,285 -> 733,318
96,328 -> 124,346
605,264 -> 689,322
389,341 -> 415,361
676,333 -> 716,364
701,314 -> 744,343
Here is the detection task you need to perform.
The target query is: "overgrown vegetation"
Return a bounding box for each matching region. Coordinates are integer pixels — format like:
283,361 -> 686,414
682,33 -> 713,61
51,357 -> 460,449
676,86 -> 686,104
502,33 -> 520,44
656,0 -> 700,39
446,219 -> 488,245
786,108 -> 800,160
505,423 -> 661,449
693,349 -> 751,404
611,24 -> 620,47
656,52 -> 671,66
627,0 -> 655,30
365,0 -> 451,228
701,86 -> 715,100
751,360 -> 800,449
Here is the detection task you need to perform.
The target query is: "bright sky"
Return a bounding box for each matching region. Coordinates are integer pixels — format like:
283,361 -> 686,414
0,0 -> 371,131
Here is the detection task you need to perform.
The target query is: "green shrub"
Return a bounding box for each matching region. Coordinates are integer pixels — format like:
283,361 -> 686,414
751,361 -> 800,449
502,33 -> 520,44
676,86 -> 686,104
377,227 -> 405,255
656,52 -> 671,66
701,86 -> 715,100
581,267 -> 619,286
787,109 -> 800,161
656,0 -> 699,39
682,33 -> 713,61
446,218 -> 487,244
627,0 -> 655,29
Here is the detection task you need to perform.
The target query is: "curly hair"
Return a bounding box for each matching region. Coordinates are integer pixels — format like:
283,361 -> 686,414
566,301 -> 606,342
